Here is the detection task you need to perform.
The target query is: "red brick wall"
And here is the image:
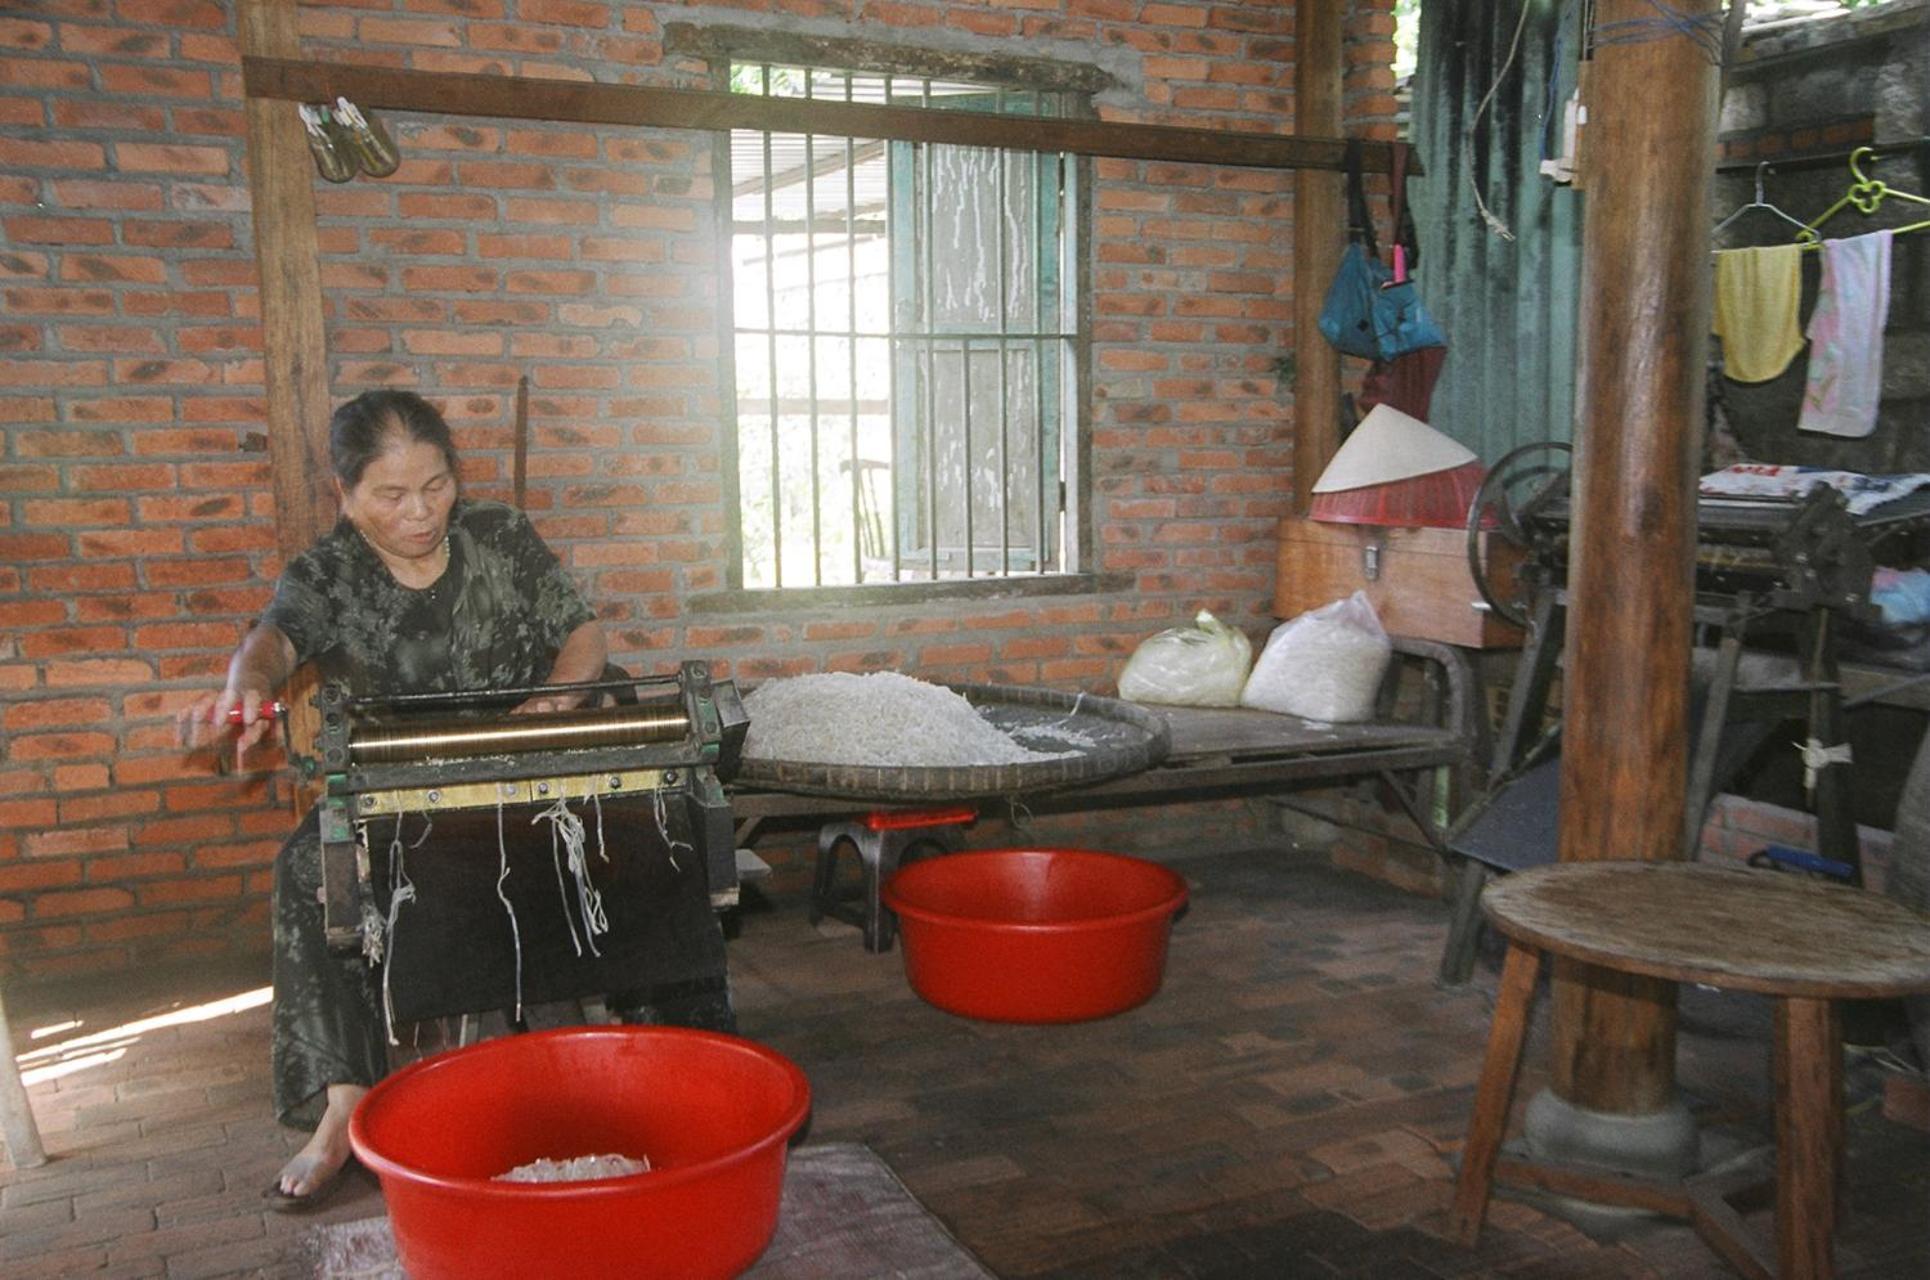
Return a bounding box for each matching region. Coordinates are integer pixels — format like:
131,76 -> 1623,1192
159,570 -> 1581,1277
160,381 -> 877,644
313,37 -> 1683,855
0,2 -> 1396,979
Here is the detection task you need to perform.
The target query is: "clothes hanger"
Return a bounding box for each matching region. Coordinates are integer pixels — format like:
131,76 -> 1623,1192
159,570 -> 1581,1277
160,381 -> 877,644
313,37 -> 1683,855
1796,145 -> 1930,246
1713,161 -> 1807,236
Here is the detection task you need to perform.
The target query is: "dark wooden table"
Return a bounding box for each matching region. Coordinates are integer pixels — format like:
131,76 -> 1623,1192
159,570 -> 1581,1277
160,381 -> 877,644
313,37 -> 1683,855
1451,860 -> 1930,1280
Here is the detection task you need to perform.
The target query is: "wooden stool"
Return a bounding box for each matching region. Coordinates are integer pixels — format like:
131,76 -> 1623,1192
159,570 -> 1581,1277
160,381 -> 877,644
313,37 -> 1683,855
1452,861 -> 1930,1280
810,806 -> 975,952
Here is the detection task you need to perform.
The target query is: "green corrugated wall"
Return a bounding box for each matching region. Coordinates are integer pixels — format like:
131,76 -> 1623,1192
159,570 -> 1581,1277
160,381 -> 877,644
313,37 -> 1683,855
1410,0 -> 1584,462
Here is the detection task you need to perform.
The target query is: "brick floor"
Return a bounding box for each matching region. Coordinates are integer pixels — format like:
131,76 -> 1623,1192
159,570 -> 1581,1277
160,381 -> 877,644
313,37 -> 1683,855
4,841 -> 1926,1278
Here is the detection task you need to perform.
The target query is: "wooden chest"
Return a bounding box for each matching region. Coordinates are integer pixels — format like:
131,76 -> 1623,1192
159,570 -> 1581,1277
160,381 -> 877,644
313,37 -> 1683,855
1273,516 -> 1524,649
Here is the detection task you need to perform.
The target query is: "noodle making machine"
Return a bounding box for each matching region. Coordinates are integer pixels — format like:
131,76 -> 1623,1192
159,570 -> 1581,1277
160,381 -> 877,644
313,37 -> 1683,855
297,661 -> 747,1022
1465,444 -> 1930,634
1438,448 -> 1930,983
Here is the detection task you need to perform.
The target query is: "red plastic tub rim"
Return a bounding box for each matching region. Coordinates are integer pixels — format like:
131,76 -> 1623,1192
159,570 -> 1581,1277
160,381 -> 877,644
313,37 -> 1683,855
348,1026 -> 812,1201
882,847 -> 1189,934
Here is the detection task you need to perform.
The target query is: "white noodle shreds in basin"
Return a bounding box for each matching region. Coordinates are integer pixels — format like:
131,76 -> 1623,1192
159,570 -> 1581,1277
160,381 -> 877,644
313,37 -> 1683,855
743,672 -> 1070,767
495,1153 -> 651,1183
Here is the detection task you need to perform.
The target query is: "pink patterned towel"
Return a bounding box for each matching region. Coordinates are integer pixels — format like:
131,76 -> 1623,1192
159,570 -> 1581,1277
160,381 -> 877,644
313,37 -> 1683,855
1798,229 -> 1893,438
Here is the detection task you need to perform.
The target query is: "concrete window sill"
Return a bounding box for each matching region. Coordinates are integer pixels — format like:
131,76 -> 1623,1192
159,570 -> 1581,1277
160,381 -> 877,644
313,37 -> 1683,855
688,572 -> 1132,614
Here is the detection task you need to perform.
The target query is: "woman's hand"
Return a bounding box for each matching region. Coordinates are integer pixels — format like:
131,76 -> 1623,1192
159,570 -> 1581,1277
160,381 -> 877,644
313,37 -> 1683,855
178,623 -> 298,771
512,690 -> 583,716
511,620 -> 609,716
176,685 -> 279,770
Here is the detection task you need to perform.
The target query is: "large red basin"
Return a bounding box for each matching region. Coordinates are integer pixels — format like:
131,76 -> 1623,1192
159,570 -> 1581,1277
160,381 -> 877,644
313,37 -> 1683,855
883,847 -> 1189,1023
348,1026 -> 810,1280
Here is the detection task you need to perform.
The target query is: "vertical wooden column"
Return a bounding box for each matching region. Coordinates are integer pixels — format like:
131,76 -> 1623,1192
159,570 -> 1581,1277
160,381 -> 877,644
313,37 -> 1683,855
1551,0 -> 1721,1114
238,0 -> 330,796
1291,0 -> 1344,513
0,984 -> 46,1169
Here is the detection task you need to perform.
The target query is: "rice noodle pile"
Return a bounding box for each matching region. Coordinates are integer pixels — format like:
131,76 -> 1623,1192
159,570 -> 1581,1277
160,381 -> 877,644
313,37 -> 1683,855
742,671 -> 1070,766
495,1153 -> 651,1183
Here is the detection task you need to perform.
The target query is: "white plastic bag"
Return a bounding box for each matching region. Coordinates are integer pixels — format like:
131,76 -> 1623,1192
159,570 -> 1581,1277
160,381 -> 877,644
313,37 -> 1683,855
1117,610 -> 1254,707
1240,591 -> 1391,722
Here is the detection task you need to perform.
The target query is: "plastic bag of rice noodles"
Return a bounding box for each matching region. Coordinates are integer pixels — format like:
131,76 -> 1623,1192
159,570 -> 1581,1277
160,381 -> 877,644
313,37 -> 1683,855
1117,609 -> 1253,708
1240,591 -> 1391,723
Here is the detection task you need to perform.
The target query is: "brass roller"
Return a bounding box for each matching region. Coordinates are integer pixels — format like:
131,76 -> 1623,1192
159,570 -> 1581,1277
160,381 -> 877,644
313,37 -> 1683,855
1693,544 -> 1778,574
348,703 -> 690,765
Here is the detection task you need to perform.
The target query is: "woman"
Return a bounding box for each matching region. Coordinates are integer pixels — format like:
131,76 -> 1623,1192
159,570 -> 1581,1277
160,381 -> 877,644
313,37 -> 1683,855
179,391 -> 715,1209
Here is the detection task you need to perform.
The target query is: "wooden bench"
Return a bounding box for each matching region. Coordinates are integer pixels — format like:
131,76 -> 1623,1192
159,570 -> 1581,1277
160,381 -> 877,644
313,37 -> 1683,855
726,636 -> 1479,936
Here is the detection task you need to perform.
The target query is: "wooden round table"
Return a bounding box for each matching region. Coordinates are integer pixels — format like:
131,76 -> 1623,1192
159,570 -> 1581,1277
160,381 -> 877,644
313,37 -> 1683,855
1451,860 -> 1930,1280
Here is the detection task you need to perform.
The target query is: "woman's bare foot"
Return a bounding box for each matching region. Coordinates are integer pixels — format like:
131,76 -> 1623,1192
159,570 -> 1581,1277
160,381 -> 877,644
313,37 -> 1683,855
271,1082 -> 367,1204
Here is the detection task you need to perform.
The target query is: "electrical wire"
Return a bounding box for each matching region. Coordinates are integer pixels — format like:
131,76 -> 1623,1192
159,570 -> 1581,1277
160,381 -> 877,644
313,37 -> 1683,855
1468,0 -> 1535,242
1541,0 -> 1581,164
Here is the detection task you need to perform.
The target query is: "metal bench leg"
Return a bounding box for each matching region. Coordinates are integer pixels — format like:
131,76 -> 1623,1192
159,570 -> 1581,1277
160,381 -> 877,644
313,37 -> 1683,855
1438,858 -> 1490,987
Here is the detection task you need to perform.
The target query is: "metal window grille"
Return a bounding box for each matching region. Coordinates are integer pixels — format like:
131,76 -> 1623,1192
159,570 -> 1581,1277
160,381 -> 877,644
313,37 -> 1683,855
726,63 -> 1080,589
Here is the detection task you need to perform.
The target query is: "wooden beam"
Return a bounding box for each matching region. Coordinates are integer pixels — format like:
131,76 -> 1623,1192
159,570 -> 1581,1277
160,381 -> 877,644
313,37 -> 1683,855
238,0 -> 329,799
1491,1157 -> 1691,1219
1551,0 -> 1722,1113
240,56 -> 1418,176
1290,0 -> 1344,514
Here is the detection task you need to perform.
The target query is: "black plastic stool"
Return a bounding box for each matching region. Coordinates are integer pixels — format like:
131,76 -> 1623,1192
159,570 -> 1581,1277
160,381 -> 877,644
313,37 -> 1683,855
809,806 -> 976,952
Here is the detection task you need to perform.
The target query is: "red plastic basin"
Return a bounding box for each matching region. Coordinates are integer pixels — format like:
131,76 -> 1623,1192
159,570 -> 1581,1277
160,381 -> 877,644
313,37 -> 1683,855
882,847 -> 1189,1023
348,1026 -> 810,1280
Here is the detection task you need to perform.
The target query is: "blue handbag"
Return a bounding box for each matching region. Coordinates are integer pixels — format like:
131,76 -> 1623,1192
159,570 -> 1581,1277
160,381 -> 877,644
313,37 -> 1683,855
1318,141 -> 1447,362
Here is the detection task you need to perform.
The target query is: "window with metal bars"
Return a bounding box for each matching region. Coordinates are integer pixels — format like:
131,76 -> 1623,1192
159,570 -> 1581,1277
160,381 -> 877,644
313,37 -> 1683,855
724,63 -> 1082,590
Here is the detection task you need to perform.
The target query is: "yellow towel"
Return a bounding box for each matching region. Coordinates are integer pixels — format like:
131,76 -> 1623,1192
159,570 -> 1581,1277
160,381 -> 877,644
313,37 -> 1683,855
1712,245 -> 1804,383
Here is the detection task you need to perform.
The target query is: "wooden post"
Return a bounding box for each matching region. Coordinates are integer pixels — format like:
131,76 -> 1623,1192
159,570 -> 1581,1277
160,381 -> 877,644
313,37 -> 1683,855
0,984 -> 47,1169
1551,0 -> 1721,1114
239,0 -> 330,795
1291,0 -> 1344,513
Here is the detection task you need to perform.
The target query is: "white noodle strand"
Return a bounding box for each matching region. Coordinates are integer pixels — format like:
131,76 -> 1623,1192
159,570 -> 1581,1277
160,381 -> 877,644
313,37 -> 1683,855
495,799 -> 524,1025
652,785 -> 687,873
592,792 -> 610,863
379,812 -> 418,1048
533,798 -> 605,958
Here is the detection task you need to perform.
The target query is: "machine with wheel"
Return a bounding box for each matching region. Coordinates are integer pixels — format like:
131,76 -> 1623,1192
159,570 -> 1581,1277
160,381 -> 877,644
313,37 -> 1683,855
1441,444 -> 1930,981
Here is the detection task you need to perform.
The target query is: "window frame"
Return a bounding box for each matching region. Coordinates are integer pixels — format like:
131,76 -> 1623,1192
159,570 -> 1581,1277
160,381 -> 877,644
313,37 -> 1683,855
699,30 -> 1099,608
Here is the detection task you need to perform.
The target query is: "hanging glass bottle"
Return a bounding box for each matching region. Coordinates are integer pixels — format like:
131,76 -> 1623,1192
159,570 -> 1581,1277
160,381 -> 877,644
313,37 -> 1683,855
297,103 -> 355,183
334,99 -> 401,179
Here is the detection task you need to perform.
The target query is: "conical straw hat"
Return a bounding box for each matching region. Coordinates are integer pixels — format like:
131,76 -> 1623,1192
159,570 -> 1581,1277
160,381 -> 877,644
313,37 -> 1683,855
1311,403 -> 1478,493
1308,459 -> 1485,528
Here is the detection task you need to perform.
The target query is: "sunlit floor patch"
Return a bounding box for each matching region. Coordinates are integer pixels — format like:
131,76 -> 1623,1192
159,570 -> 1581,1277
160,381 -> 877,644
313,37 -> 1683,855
16,986 -> 272,1087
